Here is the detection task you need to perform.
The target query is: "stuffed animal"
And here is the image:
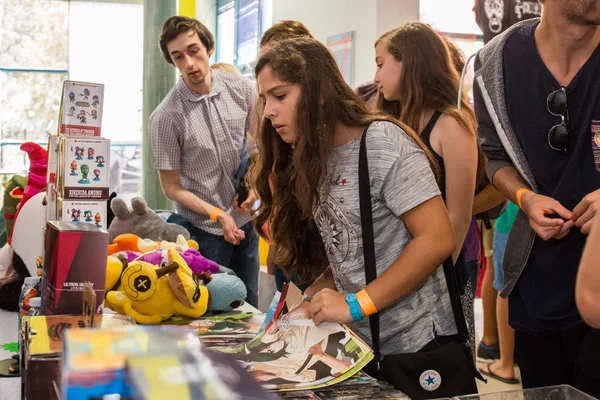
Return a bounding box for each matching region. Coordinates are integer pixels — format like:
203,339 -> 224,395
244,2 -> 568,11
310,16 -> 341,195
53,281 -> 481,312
206,273 -> 247,314
107,233 -> 159,255
108,197 -> 190,243
9,142 -> 47,244
126,248 -> 220,276
104,249 -> 246,323
105,249 -> 209,324
2,175 -> 26,239
0,192 -> 46,311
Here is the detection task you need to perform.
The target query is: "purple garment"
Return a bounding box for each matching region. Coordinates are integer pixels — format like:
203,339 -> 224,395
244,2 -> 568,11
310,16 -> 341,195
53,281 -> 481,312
122,249 -> 221,276
181,248 -> 220,275
131,250 -> 162,265
462,217 -> 480,262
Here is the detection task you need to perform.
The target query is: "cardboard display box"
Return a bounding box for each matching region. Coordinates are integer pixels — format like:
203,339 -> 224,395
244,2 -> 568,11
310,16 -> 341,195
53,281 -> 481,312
42,221 -> 108,316
22,314 -> 134,400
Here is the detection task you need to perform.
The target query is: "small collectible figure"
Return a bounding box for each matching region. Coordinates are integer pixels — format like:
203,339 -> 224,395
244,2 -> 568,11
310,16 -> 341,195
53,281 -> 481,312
94,213 -> 102,228
84,210 -> 93,222
79,165 -> 90,184
68,92 -> 75,102
71,208 -> 81,222
93,169 -> 101,181
74,146 -> 85,160
78,110 -> 87,124
88,147 -> 95,160
70,160 -> 78,176
95,155 -> 105,168
92,95 -> 100,108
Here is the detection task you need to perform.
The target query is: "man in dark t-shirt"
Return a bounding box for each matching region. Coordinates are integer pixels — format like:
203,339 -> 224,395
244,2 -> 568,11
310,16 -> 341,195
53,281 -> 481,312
473,0 -> 542,44
474,0 -> 600,396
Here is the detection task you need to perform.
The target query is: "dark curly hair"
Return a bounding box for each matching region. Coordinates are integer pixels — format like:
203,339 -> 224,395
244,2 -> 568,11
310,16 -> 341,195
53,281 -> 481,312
251,37 -> 437,283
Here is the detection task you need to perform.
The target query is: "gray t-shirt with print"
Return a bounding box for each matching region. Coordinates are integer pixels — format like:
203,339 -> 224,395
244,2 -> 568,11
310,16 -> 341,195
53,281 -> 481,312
314,121 -> 457,356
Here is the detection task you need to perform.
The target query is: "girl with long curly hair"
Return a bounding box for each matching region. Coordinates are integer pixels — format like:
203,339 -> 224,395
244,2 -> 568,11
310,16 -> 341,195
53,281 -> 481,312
252,37 -> 458,362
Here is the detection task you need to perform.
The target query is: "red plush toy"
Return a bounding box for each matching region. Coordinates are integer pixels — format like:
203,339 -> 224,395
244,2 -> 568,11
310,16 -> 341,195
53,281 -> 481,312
8,142 -> 47,245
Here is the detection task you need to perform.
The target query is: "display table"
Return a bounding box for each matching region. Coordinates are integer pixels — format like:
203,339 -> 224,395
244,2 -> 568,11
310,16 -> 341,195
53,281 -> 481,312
0,308 -> 19,400
0,303 -> 260,400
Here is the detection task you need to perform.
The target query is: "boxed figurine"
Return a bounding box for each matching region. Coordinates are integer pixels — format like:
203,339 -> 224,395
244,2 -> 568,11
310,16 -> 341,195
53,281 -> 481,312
22,313 -> 135,400
59,199 -> 107,229
60,136 -> 110,200
62,326 -> 201,400
58,80 -> 104,137
41,221 -> 108,315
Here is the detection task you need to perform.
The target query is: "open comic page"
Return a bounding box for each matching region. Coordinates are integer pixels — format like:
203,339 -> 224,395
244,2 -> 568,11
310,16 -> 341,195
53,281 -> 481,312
218,283 -> 374,391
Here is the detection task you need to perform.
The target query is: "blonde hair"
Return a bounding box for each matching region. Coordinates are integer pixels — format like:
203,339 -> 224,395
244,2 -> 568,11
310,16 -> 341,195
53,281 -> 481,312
210,63 -> 240,75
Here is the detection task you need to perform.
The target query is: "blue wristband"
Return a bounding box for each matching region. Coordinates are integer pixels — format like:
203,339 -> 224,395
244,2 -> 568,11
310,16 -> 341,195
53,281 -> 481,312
345,293 -> 363,322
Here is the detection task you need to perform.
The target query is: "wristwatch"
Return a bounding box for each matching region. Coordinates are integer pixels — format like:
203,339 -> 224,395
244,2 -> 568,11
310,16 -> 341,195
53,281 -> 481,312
345,293 -> 363,322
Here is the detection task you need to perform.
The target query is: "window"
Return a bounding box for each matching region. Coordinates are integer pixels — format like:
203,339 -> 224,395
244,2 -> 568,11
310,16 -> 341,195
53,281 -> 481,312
217,0 -> 236,64
0,0 -> 143,201
216,0 -> 272,75
420,0 -> 484,105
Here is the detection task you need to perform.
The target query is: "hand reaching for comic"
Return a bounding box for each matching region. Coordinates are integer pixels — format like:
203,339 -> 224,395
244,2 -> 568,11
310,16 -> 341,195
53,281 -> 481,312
309,289 -> 355,326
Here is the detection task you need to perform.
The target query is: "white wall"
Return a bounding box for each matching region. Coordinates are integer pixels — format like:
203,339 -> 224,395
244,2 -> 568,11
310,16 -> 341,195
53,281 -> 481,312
272,0 -> 378,87
376,0 -> 419,37
272,0 -> 419,88
196,0 -> 217,34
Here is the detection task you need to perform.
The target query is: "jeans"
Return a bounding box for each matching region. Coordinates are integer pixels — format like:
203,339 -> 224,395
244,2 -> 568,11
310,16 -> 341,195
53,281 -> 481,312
273,264 -> 308,293
190,222 -> 259,308
492,231 -> 509,292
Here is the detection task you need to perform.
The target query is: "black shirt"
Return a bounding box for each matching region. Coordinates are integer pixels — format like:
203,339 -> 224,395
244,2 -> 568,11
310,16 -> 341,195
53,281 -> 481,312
503,21 -> 600,334
474,0 -> 541,45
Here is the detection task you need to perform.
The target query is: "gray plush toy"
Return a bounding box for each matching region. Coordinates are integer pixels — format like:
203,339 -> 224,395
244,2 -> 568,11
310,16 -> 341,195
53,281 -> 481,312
108,196 -> 190,243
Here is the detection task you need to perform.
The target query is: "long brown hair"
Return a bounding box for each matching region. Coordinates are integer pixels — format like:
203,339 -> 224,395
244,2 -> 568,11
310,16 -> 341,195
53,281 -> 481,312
260,20 -> 314,47
376,22 -> 486,188
252,37 -> 436,283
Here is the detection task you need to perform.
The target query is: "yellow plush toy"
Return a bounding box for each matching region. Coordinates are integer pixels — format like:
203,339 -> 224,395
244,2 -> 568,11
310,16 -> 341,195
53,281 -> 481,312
104,249 -> 209,324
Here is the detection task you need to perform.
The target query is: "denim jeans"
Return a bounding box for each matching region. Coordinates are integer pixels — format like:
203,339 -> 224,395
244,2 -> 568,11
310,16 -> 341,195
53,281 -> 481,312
273,264 -> 308,293
189,221 -> 259,308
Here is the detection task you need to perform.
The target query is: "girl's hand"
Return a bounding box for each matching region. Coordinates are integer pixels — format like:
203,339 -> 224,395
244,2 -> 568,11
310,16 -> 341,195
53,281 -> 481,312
309,288 -> 355,326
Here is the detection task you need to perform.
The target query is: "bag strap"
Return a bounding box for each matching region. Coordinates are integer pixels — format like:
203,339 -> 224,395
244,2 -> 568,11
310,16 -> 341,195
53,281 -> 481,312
234,131 -> 249,190
358,124 -> 470,359
358,123 -> 380,362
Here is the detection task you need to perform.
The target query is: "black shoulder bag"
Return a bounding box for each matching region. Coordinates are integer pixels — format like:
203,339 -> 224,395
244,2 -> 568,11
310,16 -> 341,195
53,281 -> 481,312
358,125 -> 484,399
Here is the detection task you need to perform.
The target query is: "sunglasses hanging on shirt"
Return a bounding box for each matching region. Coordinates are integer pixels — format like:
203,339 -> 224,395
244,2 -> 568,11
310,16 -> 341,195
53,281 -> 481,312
547,87 -> 569,152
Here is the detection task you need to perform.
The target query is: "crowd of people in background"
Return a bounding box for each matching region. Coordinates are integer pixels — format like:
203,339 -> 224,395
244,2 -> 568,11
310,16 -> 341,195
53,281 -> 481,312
148,0 -> 600,397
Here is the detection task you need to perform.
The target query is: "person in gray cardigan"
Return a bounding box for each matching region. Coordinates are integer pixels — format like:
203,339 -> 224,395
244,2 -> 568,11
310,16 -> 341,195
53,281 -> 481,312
472,0 -> 600,395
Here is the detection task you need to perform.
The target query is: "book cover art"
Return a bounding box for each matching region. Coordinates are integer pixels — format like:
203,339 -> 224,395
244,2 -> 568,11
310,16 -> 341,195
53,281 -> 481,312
217,283 -> 374,392
59,81 -> 104,137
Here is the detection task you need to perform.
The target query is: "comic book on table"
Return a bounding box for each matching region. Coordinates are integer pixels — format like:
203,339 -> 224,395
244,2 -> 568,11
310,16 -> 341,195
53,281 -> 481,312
216,283 -> 375,392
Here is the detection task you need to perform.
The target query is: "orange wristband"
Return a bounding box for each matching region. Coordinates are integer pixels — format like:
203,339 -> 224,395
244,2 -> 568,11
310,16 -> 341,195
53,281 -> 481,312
356,289 -> 377,316
515,188 -> 532,210
210,208 -> 224,222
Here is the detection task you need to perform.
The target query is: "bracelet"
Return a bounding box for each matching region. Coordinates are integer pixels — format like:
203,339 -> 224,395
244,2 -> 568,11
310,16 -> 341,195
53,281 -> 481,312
356,289 -> 378,316
515,188 -> 532,210
210,208 -> 224,222
345,293 -> 363,322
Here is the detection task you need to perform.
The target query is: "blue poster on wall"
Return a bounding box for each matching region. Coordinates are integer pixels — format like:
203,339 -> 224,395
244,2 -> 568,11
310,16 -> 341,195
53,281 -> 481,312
326,31 -> 355,86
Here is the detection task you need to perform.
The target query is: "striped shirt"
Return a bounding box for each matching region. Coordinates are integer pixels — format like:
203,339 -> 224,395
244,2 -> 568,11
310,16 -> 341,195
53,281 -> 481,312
149,70 -> 258,235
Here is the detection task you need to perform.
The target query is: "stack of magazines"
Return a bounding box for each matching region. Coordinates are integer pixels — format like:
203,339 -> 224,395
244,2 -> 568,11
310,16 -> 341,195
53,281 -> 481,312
216,283 -> 377,393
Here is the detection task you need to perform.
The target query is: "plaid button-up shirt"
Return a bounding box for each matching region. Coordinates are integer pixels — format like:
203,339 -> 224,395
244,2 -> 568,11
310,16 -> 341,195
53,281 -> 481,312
149,70 -> 258,235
